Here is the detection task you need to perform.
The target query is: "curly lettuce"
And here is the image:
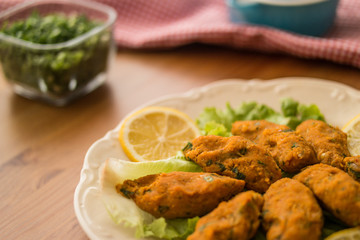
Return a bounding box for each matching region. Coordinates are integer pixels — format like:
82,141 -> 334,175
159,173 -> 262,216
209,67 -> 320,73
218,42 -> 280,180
197,98 -> 326,136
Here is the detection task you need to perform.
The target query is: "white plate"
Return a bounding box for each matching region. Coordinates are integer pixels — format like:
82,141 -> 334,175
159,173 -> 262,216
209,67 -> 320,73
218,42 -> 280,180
74,77 -> 360,240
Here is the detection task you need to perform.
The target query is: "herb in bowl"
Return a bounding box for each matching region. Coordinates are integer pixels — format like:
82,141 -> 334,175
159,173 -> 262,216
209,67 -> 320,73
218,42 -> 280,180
0,9 -> 114,105
0,11 -> 99,44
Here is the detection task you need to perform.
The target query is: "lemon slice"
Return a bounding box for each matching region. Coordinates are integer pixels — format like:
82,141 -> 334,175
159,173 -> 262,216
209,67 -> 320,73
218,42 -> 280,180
342,114 -> 360,156
324,227 -> 360,240
119,106 -> 200,162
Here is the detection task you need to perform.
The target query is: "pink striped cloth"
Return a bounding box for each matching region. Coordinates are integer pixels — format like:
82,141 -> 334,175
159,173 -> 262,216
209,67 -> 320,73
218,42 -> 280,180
1,0 -> 360,68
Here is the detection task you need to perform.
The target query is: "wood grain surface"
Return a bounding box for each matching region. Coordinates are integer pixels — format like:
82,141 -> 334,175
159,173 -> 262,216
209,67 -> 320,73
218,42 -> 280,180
1,43 -> 360,240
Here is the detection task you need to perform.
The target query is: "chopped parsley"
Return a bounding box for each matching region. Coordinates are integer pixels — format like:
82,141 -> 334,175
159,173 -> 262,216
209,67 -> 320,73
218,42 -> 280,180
0,11 -> 112,99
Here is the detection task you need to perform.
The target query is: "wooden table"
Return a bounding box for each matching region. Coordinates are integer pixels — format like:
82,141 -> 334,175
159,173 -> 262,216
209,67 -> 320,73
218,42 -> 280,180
1,43 -> 360,239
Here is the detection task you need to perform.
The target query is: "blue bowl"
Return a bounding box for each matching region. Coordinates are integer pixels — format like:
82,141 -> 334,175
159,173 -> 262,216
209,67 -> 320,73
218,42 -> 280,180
226,0 -> 339,36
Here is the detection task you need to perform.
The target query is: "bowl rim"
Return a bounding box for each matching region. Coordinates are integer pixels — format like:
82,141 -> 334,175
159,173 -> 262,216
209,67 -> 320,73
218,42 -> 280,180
0,0 -> 117,50
231,0 -> 335,6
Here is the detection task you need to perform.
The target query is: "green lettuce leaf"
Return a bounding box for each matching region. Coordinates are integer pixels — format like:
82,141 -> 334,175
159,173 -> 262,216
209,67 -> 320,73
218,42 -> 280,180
99,155 -> 201,240
196,103 -> 237,133
281,97 -> 299,117
236,102 -> 277,121
280,97 -> 326,129
202,121 -> 231,137
298,103 -> 326,122
140,217 -> 199,240
196,98 -> 326,136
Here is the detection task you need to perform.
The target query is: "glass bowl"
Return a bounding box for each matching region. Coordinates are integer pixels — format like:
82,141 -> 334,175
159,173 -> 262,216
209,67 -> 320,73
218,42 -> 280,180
226,0 -> 339,37
0,0 -> 117,106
